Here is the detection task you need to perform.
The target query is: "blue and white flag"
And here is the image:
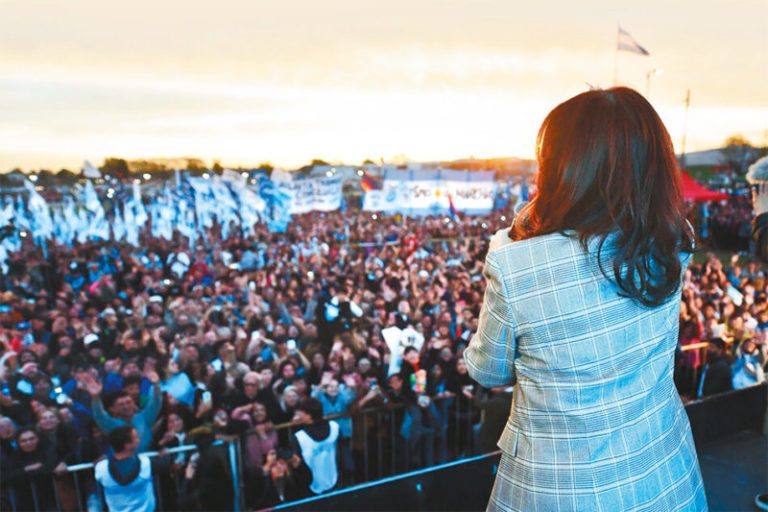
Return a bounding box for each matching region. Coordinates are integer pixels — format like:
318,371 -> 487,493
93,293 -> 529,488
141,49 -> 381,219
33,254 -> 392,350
256,174 -> 292,233
124,202 -> 139,246
112,206 -> 126,242
76,208 -> 90,244
83,180 -> 102,213
0,202 -> 14,229
14,195 -> 30,231
89,207 -> 111,241
59,197 -> 79,246
132,180 -> 148,227
618,27 -> 650,55
24,180 -> 53,242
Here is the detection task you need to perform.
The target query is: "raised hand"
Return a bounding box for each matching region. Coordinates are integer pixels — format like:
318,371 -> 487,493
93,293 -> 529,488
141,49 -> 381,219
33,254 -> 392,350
144,369 -> 160,385
77,373 -> 103,397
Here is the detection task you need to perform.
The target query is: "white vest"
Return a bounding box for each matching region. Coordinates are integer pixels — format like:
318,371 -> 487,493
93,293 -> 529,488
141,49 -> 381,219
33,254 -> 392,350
295,421 -> 340,494
94,454 -> 156,512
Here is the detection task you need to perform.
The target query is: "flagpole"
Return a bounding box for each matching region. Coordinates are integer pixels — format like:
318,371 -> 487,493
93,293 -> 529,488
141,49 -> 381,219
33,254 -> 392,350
613,24 -> 619,86
681,89 -> 691,169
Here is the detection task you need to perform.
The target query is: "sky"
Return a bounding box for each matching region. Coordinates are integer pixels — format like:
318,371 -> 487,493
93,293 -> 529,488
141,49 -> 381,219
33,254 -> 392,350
1,0 -> 766,172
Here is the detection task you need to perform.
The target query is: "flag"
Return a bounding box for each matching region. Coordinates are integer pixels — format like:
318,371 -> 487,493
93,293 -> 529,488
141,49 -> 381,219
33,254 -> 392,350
271,168 -> 293,182
112,206 -> 126,242
114,181 -> 132,205
447,193 -> 459,222
618,27 -> 649,55
360,170 -> 378,192
82,180 -> 102,212
81,160 -> 102,179
24,180 -> 53,241
124,202 -> 139,246
89,207 -> 111,241
131,180 -> 148,226
0,202 -> 14,229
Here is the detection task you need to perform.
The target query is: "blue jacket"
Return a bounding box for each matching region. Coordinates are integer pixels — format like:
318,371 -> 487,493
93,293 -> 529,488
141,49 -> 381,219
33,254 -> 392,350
91,385 -> 162,453
311,384 -> 355,438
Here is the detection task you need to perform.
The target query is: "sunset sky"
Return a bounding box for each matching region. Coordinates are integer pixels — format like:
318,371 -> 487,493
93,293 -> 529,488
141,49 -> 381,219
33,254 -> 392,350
1,0 -> 766,172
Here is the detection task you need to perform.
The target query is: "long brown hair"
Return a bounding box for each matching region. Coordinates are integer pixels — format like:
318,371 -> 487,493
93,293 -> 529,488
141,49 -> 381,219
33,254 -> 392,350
512,87 -> 693,307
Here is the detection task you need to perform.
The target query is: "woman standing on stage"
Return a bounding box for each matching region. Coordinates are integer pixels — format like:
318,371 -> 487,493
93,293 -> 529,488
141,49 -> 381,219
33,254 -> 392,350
466,87 -> 707,511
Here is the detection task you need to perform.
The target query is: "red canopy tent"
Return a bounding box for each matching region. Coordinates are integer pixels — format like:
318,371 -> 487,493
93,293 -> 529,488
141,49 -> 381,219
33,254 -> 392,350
681,171 -> 729,202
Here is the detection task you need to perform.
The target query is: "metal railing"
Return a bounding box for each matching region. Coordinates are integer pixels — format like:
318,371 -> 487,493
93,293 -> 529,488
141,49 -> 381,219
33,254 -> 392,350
4,358 -> 758,512
243,391 -> 480,506
680,341 -> 710,396
3,439 -> 240,512
1,394 -> 481,512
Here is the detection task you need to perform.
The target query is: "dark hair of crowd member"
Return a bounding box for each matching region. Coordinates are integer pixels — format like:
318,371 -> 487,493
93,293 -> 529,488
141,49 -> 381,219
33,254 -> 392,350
511,87 -> 694,307
122,374 -> 142,389
16,425 -> 39,443
103,391 -> 129,410
296,398 -> 324,422
107,425 -> 135,452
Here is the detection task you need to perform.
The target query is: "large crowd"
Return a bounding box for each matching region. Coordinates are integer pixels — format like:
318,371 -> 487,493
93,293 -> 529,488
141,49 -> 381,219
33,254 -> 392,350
0,209 -> 512,510
0,200 -> 766,511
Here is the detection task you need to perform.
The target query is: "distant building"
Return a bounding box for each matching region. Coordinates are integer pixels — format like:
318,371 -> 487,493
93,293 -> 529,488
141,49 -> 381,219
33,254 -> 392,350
678,149 -> 724,167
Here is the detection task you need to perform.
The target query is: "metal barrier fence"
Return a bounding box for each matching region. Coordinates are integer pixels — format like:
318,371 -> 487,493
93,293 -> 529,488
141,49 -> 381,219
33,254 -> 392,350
3,440 -> 240,512
680,341 -> 710,395
243,391 -> 480,509
0,349 -> 719,512
1,394 -> 480,512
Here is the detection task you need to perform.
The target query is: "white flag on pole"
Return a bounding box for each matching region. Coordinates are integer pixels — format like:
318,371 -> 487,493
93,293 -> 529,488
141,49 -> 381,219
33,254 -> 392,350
618,27 -> 650,55
24,180 -> 53,240
83,180 -> 102,212
81,160 -> 102,179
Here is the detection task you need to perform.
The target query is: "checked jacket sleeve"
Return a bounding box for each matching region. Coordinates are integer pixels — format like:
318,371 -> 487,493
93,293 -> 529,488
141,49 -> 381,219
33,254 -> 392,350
465,249 -> 518,388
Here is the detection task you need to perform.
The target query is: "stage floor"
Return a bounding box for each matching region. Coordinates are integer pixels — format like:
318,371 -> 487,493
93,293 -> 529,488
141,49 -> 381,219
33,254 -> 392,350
699,430 -> 767,511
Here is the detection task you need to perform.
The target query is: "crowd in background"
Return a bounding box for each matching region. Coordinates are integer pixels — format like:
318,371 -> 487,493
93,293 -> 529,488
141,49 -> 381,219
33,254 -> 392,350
0,210 -> 511,510
677,251 -> 768,398
699,193 -> 754,251
0,202 -> 766,511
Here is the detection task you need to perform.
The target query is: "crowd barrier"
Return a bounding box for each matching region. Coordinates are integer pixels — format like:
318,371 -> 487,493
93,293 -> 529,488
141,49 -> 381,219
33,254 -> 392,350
268,391 -> 480,486
4,373 -> 762,511
3,440 -> 240,512
1,393 -> 481,512
679,341 -> 709,393
273,383 -> 768,512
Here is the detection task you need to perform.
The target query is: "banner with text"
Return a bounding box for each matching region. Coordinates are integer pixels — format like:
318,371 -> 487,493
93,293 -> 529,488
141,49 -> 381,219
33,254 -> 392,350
362,169 -> 497,215
274,175 -> 343,214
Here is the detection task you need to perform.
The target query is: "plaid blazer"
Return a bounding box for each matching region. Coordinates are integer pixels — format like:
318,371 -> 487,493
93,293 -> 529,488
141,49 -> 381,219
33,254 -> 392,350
466,229 -> 707,511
